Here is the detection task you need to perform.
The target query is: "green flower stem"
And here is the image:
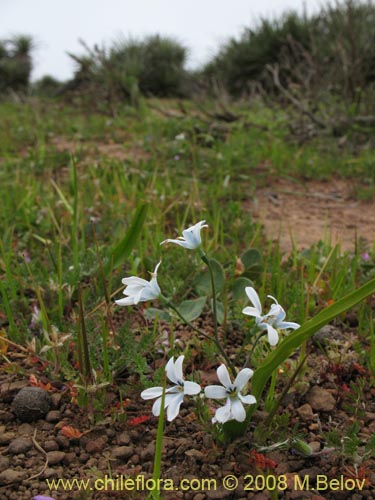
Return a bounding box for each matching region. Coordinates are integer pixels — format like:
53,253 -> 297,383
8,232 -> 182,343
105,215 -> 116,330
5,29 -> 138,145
149,375 -> 166,500
243,330 -> 267,368
199,250 -> 219,338
162,296 -> 236,378
263,353 -> 308,428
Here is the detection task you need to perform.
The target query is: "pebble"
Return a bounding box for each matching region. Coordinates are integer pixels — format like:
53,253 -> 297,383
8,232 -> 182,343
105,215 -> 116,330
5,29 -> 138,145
297,403 -> 314,421
306,386 -> 336,412
17,423 -> 34,435
0,457 -> 9,473
56,435 -> 70,449
85,437 -> 107,454
111,445 -> 134,460
140,443 -> 154,461
47,451 -> 66,465
117,431 -> 131,445
309,441 -> 321,453
45,410 -> 61,423
11,387 -> 51,422
0,469 -> 26,485
44,440 -> 59,452
0,433 -> 15,445
50,393 -> 62,409
206,488 -> 233,499
7,437 -> 32,455
0,410 -> 14,423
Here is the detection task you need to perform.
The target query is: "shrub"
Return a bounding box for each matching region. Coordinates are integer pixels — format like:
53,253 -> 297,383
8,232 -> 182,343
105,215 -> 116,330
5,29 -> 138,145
0,35 -> 33,94
63,35 -> 189,111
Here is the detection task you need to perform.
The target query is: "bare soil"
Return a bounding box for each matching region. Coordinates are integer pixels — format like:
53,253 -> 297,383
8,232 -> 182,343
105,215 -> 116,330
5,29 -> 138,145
250,178 -> 375,253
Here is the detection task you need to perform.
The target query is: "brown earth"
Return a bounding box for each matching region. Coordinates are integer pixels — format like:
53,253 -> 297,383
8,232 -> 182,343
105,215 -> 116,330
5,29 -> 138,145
250,178 -> 375,254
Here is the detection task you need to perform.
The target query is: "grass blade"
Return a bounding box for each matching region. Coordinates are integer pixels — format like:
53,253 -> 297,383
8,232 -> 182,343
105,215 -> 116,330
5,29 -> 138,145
105,203 -> 148,274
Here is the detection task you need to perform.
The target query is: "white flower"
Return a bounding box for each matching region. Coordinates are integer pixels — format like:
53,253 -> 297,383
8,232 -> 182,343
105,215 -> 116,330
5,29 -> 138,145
141,355 -> 201,421
115,262 -> 161,306
204,364 -> 256,423
160,220 -> 208,249
175,133 -> 185,141
242,287 -> 300,346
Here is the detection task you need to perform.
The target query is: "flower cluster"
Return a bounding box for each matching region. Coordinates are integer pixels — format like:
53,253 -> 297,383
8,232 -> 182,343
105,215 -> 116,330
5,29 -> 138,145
115,220 -> 300,424
141,355 -> 256,423
242,287 -> 300,346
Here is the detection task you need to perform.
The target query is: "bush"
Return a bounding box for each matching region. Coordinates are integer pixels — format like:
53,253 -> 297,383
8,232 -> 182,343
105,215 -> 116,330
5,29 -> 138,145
201,0 -> 375,100
31,75 -> 63,97
0,35 -> 33,94
63,35 -> 189,111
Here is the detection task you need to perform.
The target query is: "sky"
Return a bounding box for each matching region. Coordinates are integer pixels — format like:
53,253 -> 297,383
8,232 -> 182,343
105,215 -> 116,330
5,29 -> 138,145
1,0 -> 326,81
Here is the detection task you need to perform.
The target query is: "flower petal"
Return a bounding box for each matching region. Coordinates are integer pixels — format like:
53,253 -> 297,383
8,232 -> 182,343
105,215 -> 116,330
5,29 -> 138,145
151,397 -> 162,416
204,385 -> 227,399
122,276 -> 149,287
239,394 -> 257,405
234,368 -> 254,391
183,381 -> 201,395
277,321 -> 300,330
173,355 -> 184,381
141,387 -> 163,400
160,238 -> 192,249
242,306 -> 260,318
165,357 -> 178,384
213,399 -> 232,423
245,287 -> 262,315
115,296 -> 135,306
216,364 -> 232,388
166,393 -> 184,421
266,324 -> 279,346
267,294 -> 279,304
230,398 -> 246,422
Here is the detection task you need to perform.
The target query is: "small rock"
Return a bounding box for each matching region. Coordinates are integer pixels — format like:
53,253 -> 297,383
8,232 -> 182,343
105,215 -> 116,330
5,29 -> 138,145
44,440 -> 59,452
0,456 -> 9,472
111,446 -> 134,460
50,393 -> 62,409
298,466 -> 321,480
12,387 -> 51,422
78,452 -> 90,463
45,410 -> 61,423
47,451 -> 66,465
312,325 -> 344,345
56,435 -> 70,449
206,488 -> 233,499
7,437 -> 32,455
194,494 -> 206,500
297,403 -> 314,421
0,410 -> 14,423
306,386 -> 336,412
42,467 -> 60,479
85,437 -> 106,454
63,452 -> 76,464
18,422 -> 34,435
0,469 -> 26,485
141,442 -> 154,461
0,432 -> 16,445
117,432 -> 130,445
309,441 -> 321,453
185,449 -> 206,461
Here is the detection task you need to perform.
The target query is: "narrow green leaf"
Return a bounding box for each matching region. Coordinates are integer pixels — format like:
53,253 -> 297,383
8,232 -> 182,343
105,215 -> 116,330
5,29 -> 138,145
249,276 -> 375,416
176,296 -> 206,322
105,203 -> 148,274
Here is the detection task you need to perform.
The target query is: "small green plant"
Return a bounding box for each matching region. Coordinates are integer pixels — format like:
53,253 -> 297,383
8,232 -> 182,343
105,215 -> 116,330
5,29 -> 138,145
113,216 -> 375,487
